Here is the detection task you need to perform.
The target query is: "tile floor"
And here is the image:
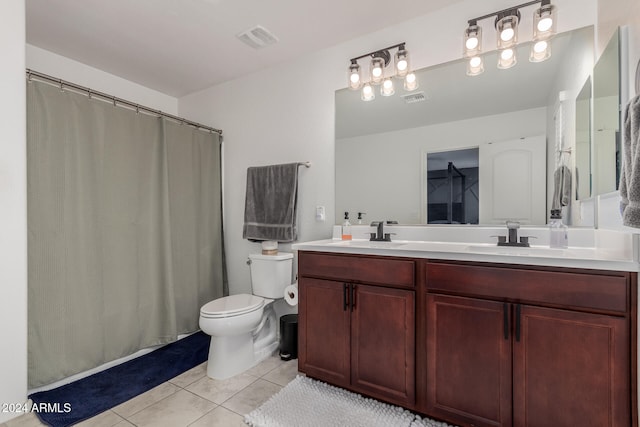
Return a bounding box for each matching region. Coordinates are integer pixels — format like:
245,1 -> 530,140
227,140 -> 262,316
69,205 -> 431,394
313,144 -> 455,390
1,356 -> 299,427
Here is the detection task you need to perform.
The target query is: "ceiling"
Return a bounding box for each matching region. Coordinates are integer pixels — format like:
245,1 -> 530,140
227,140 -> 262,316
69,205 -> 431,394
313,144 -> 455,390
26,0 -> 466,97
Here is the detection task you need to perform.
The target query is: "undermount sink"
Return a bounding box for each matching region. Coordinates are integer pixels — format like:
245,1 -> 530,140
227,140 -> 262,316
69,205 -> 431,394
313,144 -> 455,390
466,244 -> 596,258
326,240 -> 408,249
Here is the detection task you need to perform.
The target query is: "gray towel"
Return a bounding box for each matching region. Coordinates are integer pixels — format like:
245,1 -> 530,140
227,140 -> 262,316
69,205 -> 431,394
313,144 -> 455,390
551,165 -> 571,210
620,94 -> 640,227
243,163 -> 299,242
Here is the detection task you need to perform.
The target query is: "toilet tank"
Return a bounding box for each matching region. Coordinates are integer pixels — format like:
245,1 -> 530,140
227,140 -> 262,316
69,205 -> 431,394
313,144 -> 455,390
248,252 -> 294,298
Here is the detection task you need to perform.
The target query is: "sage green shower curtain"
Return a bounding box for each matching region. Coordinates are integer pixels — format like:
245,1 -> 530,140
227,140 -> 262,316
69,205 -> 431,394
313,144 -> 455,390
27,80 -> 227,388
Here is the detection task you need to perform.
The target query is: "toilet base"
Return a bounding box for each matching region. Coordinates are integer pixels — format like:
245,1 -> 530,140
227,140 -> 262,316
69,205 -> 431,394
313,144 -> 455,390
205,304 -> 278,380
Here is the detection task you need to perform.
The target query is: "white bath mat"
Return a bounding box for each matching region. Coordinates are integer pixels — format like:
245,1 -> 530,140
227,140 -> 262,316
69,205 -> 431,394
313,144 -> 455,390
245,375 -> 457,427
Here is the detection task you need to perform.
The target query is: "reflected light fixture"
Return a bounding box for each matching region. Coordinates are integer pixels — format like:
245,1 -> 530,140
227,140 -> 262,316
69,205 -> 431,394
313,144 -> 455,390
347,42 -> 418,102
463,0 -> 556,75
467,56 -> 485,76
530,40 -> 551,62
381,78 -> 395,96
404,72 -> 419,91
498,48 -> 517,69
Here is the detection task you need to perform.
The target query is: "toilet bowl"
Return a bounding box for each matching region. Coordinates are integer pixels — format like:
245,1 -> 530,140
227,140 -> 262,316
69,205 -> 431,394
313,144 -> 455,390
199,252 -> 293,379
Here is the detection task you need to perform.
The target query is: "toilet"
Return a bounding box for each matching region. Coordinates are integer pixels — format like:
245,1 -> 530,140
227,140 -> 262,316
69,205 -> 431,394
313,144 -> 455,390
199,252 -> 293,379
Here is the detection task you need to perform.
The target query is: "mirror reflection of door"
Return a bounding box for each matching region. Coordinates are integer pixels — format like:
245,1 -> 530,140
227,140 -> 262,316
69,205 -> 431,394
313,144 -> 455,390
478,135 -> 547,224
426,148 -> 479,224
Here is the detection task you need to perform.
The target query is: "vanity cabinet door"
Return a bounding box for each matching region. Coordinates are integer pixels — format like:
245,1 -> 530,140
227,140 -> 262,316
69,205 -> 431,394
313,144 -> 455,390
426,294 -> 512,427
351,284 -> 415,406
298,277 -> 351,388
513,305 -> 629,427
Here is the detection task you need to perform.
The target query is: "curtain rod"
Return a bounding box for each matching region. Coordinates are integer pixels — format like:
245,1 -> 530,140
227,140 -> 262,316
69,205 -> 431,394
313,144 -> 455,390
26,69 -> 223,136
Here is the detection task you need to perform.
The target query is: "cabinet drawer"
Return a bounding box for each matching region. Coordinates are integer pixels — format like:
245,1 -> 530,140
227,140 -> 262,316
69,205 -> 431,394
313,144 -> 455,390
299,252 -> 415,288
426,262 -> 629,314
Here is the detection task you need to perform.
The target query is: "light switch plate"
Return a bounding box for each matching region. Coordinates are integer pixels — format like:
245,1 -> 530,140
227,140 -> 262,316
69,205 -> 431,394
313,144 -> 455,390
315,206 -> 325,221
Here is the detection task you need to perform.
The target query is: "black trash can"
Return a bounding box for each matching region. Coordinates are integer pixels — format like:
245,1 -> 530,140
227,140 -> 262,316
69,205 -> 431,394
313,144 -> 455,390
279,314 -> 298,361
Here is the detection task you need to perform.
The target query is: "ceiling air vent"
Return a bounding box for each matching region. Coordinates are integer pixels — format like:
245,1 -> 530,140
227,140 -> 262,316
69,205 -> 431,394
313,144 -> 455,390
402,92 -> 427,104
236,25 -> 279,49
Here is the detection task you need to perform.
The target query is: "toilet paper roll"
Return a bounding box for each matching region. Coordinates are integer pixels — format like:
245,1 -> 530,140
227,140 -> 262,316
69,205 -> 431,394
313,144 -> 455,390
284,284 -> 298,306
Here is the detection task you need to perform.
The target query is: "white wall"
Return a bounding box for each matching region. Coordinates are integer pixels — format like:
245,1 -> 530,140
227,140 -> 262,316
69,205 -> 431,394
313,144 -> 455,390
26,45 -> 178,115
336,108 -> 546,224
0,1 -> 27,423
178,0 -> 596,295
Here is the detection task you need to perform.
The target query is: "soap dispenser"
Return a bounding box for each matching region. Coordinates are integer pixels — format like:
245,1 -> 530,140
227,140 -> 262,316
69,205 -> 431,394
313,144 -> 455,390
549,209 -> 568,248
357,212 -> 366,225
342,212 -> 352,241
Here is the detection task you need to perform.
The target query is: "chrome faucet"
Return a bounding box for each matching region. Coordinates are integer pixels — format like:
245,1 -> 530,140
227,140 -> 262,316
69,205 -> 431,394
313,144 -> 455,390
370,221 -> 391,242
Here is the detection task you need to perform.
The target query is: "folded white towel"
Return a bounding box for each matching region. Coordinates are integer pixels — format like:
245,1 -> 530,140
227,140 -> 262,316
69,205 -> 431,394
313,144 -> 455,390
620,94 -> 640,227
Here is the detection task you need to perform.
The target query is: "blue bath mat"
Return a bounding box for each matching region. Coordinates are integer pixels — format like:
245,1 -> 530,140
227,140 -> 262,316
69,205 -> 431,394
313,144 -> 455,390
29,331 -> 210,427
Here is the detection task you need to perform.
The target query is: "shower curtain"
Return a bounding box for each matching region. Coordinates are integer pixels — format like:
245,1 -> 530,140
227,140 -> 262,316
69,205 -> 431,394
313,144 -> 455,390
26,80 -> 227,388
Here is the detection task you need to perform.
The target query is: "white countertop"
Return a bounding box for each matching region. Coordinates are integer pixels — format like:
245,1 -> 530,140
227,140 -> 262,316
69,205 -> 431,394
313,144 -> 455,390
292,238 -> 640,272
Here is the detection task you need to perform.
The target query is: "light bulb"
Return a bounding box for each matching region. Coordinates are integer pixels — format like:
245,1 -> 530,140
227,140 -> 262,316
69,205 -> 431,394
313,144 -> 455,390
534,40 -> 548,53
537,17 -> 553,32
496,13 -> 519,49
394,47 -> 410,77
467,56 -> 484,76
463,24 -> 482,58
347,62 -> 361,90
404,73 -> 418,90
361,83 -> 375,101
466,37 -> 479,50
501,26 -> 515,42
529,40 -> 551,62
501,49 -> 514,60
372,67 -> 383,78
533,4 -> 556,41
498,48 -> 517,69
381,78 -> 395,96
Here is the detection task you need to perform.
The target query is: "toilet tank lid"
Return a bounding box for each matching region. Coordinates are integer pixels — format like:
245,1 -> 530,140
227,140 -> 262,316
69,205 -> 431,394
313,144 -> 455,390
249,252 -> 293,261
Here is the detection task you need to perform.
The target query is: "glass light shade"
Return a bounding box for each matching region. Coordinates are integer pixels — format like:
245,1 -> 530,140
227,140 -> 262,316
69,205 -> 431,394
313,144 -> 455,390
498,48 -> 517,69
348,62 -> 362,90
404,72 -> 419,91
370,57 -> 385,84
463,24 -> 482,58
496,14 -> 519,49
533,4 -> 557,40
394,48 -> 410,77
466,56 -> 484,76
381,78 -> 395,96
361,83 -> 375,101
529,40 -> 551,62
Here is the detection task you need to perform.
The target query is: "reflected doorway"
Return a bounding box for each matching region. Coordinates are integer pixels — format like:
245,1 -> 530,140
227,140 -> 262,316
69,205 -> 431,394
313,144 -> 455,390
426,148 -> 479,224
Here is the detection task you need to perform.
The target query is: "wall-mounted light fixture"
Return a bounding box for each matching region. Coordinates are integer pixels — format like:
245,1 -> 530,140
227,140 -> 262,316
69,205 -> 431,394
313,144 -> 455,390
463,0 -> 556,76
347,43 -> 418,102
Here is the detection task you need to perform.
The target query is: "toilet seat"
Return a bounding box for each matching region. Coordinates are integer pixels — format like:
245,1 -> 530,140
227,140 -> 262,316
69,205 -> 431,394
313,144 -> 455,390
200,294 -> 264,318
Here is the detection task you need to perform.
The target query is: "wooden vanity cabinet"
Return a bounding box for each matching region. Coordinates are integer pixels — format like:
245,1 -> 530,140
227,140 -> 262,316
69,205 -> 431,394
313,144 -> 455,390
424,261 -> 635,427
297,251 -> 416,407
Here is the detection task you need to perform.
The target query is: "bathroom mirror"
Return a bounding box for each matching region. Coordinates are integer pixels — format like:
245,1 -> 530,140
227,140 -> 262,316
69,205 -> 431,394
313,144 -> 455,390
575,77 -> 592,200
335,26 -> 594,225
593,28 -> 621,195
